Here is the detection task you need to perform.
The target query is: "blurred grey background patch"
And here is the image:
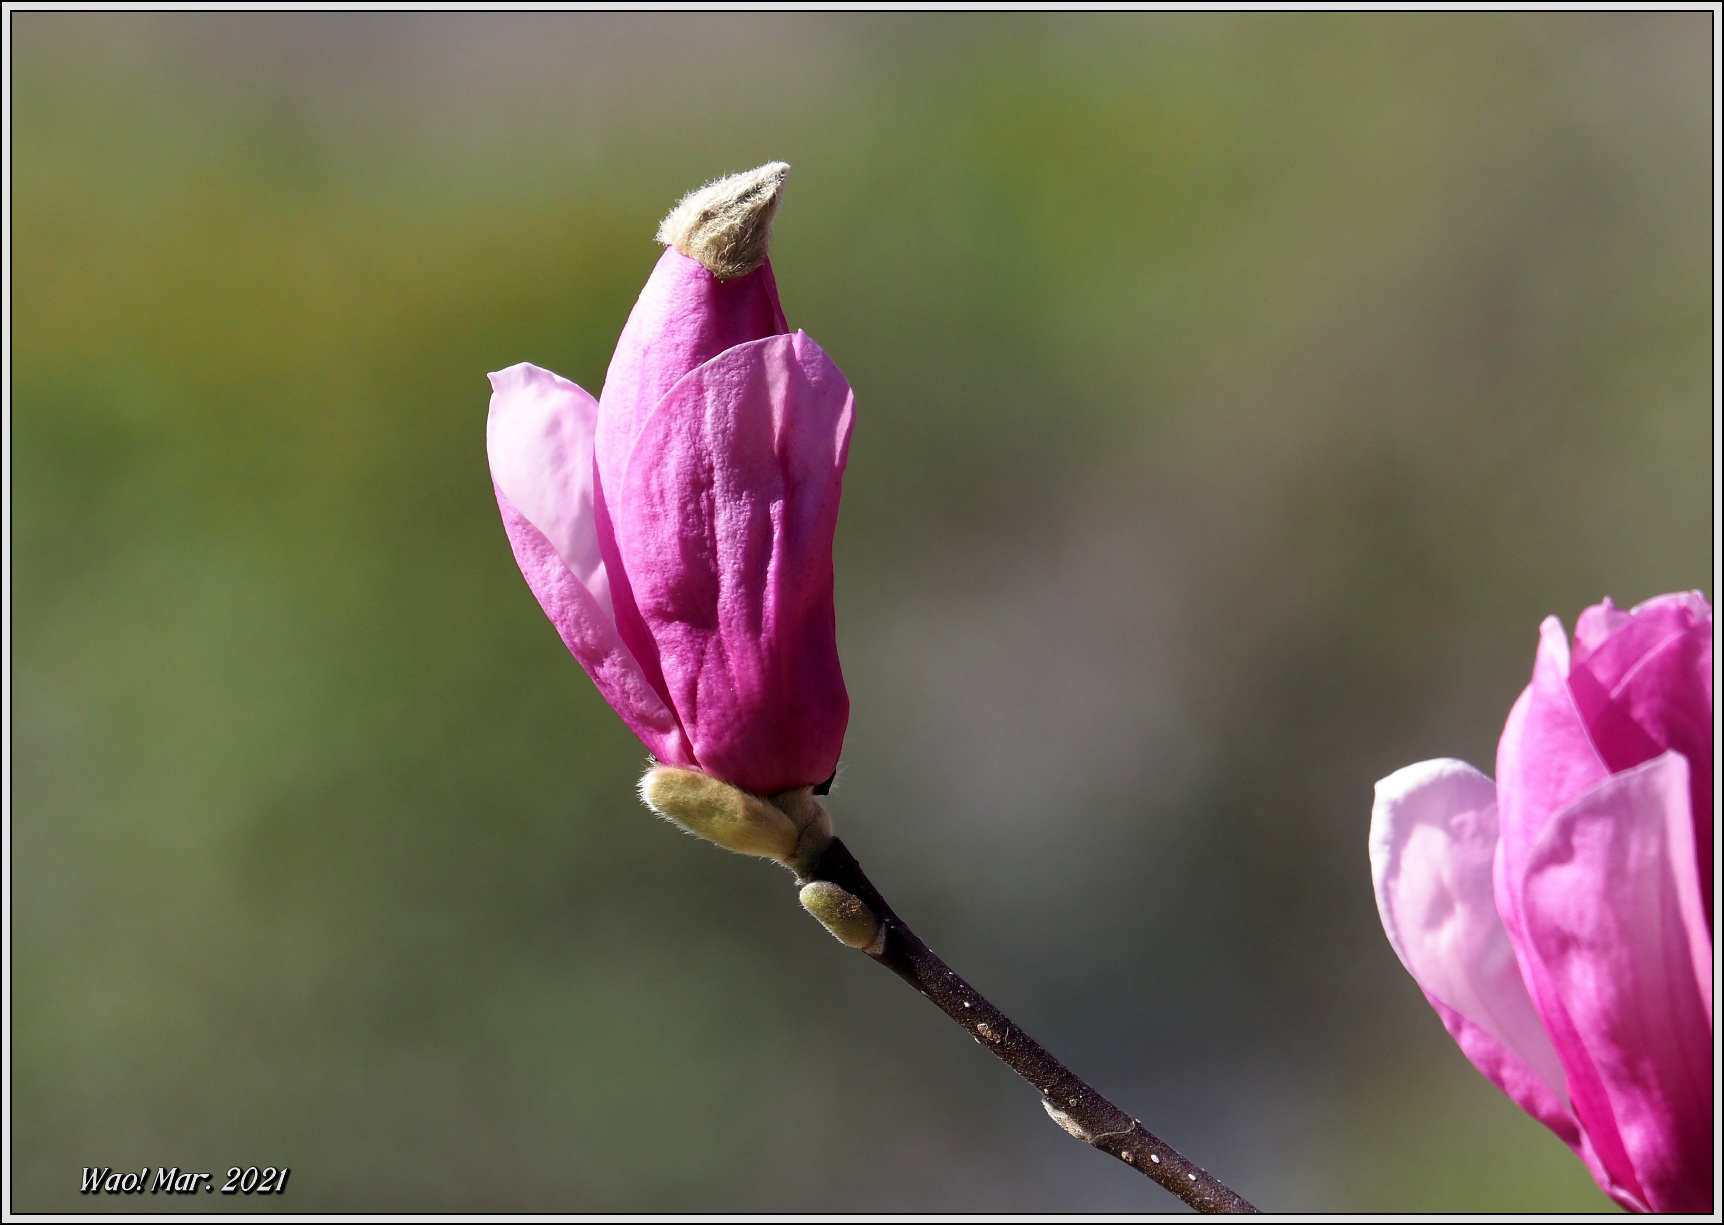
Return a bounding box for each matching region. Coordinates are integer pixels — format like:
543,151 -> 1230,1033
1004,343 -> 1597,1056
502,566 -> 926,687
11,11 -> 1708,1212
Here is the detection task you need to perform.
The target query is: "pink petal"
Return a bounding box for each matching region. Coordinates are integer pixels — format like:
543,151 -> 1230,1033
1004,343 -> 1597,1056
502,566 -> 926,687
1422,995 -> 1636,1207
1370,760 -> 1574,1130
1566,593 -> 1713,926
1520,751 -> 1713,1213
487,365 -> 693,767
592,250 -> 793,729
596,248 -> 789,487
1495,616 -> 1611,923
1576,592 -> 1713,693
612,330 -> 852,797
1572,597 -> 1633,664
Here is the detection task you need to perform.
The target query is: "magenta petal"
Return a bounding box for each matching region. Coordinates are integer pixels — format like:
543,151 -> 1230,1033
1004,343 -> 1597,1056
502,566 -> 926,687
1370,761 -> 1574,1127
1576,592 -> 1712,696
596,248 -> 789,483
1495,617 -> 1611,916
613,330 -> 852,796
1520,752 -> 1713,1213
1567,593 -> 1713,925
592,251 -> 794,733
1421,994 -> 1645,1207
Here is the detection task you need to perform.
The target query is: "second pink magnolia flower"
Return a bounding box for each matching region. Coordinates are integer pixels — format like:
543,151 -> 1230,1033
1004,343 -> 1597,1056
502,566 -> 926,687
1370,592 -> 1712,1212
486,165 -> 854,798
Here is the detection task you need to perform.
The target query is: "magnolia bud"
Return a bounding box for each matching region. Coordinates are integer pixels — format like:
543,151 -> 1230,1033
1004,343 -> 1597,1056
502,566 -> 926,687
798,880 -> 882,950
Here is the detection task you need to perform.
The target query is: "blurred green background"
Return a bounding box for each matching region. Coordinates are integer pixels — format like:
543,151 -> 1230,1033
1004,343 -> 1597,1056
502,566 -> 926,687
11,12 -> 1710,1212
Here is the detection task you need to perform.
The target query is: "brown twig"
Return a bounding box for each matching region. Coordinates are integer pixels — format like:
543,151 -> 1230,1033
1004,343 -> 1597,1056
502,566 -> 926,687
801,836 -> 1259,1214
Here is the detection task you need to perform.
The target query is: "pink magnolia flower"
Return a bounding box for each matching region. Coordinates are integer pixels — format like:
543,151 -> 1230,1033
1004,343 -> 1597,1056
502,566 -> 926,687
1370,592 -> 1713,1212
485,165 -> 854,798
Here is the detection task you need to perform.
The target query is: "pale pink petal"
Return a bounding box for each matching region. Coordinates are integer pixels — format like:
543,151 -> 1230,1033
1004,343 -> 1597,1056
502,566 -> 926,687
492,482 -> 693,768
487,364 -> 612,614
1520,752 -> 1713,1213
1628,589 -> 1713,620
1370,760 -> 1573,1122
613,330 -> 852,797
486,367 -> 694,767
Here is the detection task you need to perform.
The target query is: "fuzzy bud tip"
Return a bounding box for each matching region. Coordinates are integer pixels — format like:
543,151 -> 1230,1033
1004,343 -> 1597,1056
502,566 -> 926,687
656,162 -> 789,281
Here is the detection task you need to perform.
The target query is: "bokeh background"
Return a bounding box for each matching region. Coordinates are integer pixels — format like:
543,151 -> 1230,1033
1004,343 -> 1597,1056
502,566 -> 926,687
11,12 -> 1712,1212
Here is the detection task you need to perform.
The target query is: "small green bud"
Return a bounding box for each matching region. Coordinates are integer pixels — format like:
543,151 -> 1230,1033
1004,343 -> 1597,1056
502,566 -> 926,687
798,881 -> 882,950
640,766 -> 800,862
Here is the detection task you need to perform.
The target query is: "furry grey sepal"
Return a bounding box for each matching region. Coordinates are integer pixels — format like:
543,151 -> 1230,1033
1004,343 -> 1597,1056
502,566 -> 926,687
656,162 -> 789,280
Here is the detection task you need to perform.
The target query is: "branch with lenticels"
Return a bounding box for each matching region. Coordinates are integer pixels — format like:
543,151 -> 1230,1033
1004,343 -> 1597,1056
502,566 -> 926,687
640,767 -> 1258,1214
800,835 -> 1258,1214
